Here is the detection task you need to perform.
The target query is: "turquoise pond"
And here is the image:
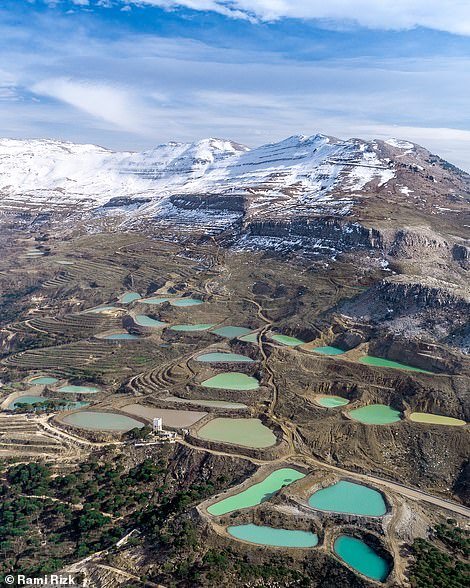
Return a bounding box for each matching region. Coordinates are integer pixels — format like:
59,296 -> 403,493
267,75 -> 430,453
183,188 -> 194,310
359,356 -> 432,373
348,404 -> 402,425
227,524 -> 318,548
271,334 -> 305,347
9,396 -> 88,411
134,315 -> 166,327
201,372 -> 259,390
170,298 -> 203,307
196,352 -> 254,363
118,292 -> 141,303
104,333 -> 140,340
308,481 -> 387,516
170,324 -> 215,332
211,326 -> 253,339
315,395 -> 349,408
238,332 -> 259,343
58,385 -> 99,394
141,297 -> 170,305
61,411 -> 144,431
208,468 -> 305,515
29,376 -> 58,385
312,346 -> 345,355
334,535 -> 390,582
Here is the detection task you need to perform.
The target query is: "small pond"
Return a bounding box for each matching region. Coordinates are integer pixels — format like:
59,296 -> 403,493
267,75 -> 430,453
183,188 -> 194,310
348,404 -> 401,425
308,480 -> 387,516
118,292 -> 141,303
29,376 -> 58,385
58,385 -> 99,394
61,411 -> 144,431
140,297 -> 170,305
170,298 -> 203,307
334,535 -> 390,582
315,395 -> 349,408
9,396 -> 88,411
359,356 -> 432,373
271,334 -> 305,347
211,326 -> 253,339
104,333 -> 140,340
170,324 -> 215,332
409,412 -> 466,427
197,418 -> 276,448
135,315 -> 166,327
196,352 -> 254,363
238,332 -> 259,343
201,372 -> 259,391
228,524 -> 318,548
208,468 -> 305,515
312,346 -> 345,355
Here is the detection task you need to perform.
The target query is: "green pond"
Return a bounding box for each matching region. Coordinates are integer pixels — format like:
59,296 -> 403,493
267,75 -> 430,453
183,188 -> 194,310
104,333 -> 140,340
62,411 -> 144,431
334,535 -> 390,582
196,352 -> 254,363
170,323 -> 215,332
359,356 -> 432,373
29,376 -> 58,385
349,404 -> 401,425
118,292 -> 141,303
170,298 -> 203,307
315,395 -> 350,408
58,385 -> 99,394
135,315 -> 166,327
308,481 -> 387,516
228,524 -> 318,548
271,334 -> 305,347
212,326 -> 253,339
164,396 -> 247,410
197,418 -> 276,448
313,346 -> 345,355
238,332 -> 259,343
208,468 -> 305,515
201,372 -> 259,390
141,297 -> 169,305
409,412 -> 466,427
9,396 -> 88,411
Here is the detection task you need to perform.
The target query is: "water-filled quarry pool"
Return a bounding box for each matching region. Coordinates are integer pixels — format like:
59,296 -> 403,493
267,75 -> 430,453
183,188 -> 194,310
312,346 -> 345,355
348,404 -> 401,425
104,333 -> 140,340
118,292 -> 141,303
315,395 -> 349,408
211,326 -> 253,339
359,356 -> 432,373
29,376 -> 58,385
163,396 -> 247,409
271,334 -> 305,347
170,323 -> 215,332
62,411 -> 144,431
201,372 -> 259,390
58,385 -> 99,394
134,315 -> 166,327
308,480 -> 387,516
197,418 -> 276,448
121,404 -> 207,428
170,298 -> 203,307
228,524 -> 318,548
334,535 -> 390,582
9,396 -> 88,411
409,412 -> 466,426
141,297 -> 170,305
196,352 -> 254,363
208,468 -> 305,515
238,332 -> 259,343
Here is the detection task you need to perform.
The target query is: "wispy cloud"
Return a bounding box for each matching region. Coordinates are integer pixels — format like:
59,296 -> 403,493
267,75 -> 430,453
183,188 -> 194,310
122,1 -> 470,35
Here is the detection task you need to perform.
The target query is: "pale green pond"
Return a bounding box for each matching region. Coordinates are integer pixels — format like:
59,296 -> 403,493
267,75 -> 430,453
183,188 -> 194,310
62,411 -> 144,431
197,418 -> 276,448
359,356 -> 432,373
86,306 -> 120,314
201,372 -> 259,390
409,412 -> 466,427
238,332 -> 259,343
9,396 -> 89,411
118,292 -> 141,303
208,468 -> 305,515
196,352 -> 254,363
141,297 -> 170,305
29,376 -> 58,385
349,404 -> 401,425
313,346 -> 345,355
170,298 -> 203,307
135,315 -> 166,327
315,395 -> 349,408
164,396 -> 247,410
271,334 -> 305,347
170,324 -> 215,332
58,385 -> 99,394
212,326 -> 253,339
308,481 -> 387,516
228,524 -> 318,548
104,333 -> 140,340
334,535 -> 390,582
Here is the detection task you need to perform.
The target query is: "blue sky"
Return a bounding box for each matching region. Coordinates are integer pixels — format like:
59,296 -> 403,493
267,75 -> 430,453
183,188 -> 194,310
2,1 -> 470,170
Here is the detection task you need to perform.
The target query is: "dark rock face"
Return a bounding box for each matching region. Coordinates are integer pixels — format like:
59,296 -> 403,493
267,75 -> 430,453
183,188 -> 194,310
169,193 -> 245,212
103,196 -> 151,208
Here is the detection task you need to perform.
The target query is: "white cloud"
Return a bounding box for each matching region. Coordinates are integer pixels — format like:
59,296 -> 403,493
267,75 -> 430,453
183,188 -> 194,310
125,1 -> 470,35
31,78 -> 146,132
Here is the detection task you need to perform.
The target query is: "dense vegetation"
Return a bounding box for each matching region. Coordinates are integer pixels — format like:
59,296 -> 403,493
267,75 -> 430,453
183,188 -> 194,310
408,520 -> 469,588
